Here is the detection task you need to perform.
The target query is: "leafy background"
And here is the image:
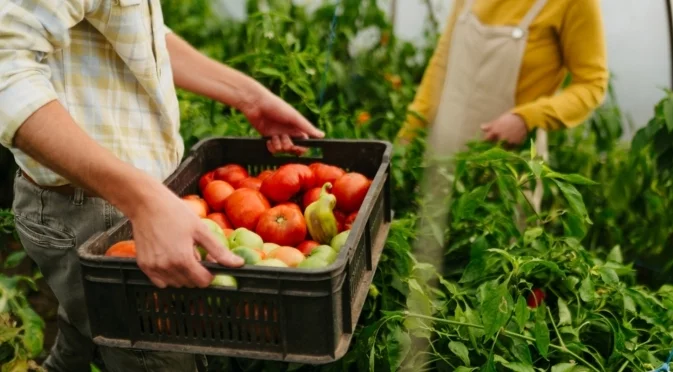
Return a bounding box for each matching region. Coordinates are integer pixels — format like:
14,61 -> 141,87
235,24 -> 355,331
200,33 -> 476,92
1,0 -> 673,371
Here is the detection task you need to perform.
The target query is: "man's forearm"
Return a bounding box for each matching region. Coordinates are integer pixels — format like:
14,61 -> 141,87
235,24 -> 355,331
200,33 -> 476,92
13,100 -> 169,219
166,33 -> 262,112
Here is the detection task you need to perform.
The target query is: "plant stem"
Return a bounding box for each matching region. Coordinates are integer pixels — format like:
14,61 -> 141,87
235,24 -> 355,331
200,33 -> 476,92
547,306 -> 567,350
403,312 -> 603,372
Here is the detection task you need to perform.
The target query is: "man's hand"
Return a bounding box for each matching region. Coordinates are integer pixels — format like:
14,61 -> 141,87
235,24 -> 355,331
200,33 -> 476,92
481,113 -> 529,146
166,33 -> 324,154
130,189 -> 244,288
239,85 -> 325,154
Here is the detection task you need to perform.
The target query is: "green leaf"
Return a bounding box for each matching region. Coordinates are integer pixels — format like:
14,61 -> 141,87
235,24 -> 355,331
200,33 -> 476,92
455,367 -> 477,372
3,251 -> 26,269
623,294 -> 636,313
551,363 -> 590,372
545,172 -> 598,186
404,279 -> 433,338
0,325 -> 20,343
579,276 -> 595,302
552,180 -> 590,222
514,296 -> 530,332
455,183 -> 491,221
483,355 -> 497,372
557,298 -> 571,326
386,325 -> 411,371
534,304 -> 550,358
460,258 -> 486,284
607,245 -> 623,264
511,342 -> 532,364
599,267 -> 619,285
501,362 -> 535,372
664,96 -> 673,131
471,147 -> 514,162
481,281 -> 514,339
257,67 -> 285,80
449,341 -> 470,366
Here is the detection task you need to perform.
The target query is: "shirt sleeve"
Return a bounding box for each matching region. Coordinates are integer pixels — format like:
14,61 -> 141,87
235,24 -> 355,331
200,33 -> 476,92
511,0 -> 609,131
0,0 -> 99,148
396,0 -> 466,141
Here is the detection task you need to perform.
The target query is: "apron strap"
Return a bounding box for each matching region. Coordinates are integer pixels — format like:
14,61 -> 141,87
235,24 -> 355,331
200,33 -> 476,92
518,0 -> 548,29
460,0 -> 476,18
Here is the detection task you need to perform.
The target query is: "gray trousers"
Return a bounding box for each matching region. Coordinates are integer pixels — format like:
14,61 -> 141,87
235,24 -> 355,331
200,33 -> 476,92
12,171 -> 202,372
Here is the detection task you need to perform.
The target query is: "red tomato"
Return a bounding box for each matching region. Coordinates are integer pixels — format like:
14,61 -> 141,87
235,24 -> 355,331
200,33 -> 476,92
334,210 -> 347,232
203,180 -> 235,212
284,164 -> 315,190
267,246 -> 306,268
260,165 -> 302,203
333,173 -> 371,213
237,177 -> 262,191
207,212 -> 233,230
223,188 -> 271,230
105,240 -> 136,258
527,288 -> 546,308
296,240 -> 320,256
309,163 -> 345,188
276,202 -> 302,213
182,196 -> 209,218
257,170 -> 275,182
255,205 -> 307,247
344,212 -> 358,230
214,164 -> 249,188
199,171 -> 215,193
302,187 -> 329,211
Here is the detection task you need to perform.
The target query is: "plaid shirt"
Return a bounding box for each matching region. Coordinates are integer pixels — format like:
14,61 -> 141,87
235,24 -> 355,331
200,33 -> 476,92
0,0 -> 183,186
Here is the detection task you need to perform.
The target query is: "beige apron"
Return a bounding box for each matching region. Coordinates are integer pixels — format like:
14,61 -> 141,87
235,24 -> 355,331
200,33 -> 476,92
413,0 -> 548,265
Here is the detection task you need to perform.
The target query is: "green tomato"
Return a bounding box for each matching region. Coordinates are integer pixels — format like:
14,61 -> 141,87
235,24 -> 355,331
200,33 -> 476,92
330,231 -> 350,253
309,245 -> 337,263
198,219 -> 229,258
229,228 -> 264,250
298,255 -> 330,269
209,275 -> 238,289
255,258 -> 289,268
231,246 -> 263,265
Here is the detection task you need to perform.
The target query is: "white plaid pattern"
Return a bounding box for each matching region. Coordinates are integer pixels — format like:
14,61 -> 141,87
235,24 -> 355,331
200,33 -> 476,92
0,0 -> 183,186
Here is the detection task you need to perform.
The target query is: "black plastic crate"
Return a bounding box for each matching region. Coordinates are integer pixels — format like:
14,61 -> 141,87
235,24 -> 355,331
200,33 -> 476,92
77,137 -> 392,364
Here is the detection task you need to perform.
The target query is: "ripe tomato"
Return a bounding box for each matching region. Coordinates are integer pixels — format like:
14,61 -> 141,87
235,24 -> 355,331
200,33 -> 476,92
276,202 -> 302,213
333,173 -> 371,213
309,163 -> 345,188
237,177 -> 262,191
260,165 -> 302,203
257,170 -> 275,182
199,171 -> 215,193
527,288 -> 546,308
302,187 -> 329,210
223,188 -> 271,230
284,164 -> 315,190
267,246 -> 306,267
344,212 -> 358,230
203,180 -> 234,212
207,212 -> 232,230
214,164 -> 249,188
182,196 -> 209,218
255,205 -> 307,247
223,229 -> 234,238
297,240 -> 320,256
334,210 -> 347,232
105,240 -> 136,258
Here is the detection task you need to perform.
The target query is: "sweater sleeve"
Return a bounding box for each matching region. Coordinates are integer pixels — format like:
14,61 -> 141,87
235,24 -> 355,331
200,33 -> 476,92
511,0 -> 609,131
396,0 -> 466,141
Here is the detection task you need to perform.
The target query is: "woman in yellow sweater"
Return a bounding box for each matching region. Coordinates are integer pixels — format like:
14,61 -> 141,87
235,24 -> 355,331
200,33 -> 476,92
397,0 -> 609,161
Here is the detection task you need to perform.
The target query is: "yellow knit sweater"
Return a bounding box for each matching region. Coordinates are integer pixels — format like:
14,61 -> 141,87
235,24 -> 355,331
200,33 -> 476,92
397,0 -> 609,141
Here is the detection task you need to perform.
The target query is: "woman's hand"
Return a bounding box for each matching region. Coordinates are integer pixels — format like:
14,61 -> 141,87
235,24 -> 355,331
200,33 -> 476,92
481,113 -> 529,146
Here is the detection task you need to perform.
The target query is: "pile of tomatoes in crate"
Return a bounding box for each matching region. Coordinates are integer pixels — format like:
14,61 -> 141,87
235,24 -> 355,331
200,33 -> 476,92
105,162 -> 372,272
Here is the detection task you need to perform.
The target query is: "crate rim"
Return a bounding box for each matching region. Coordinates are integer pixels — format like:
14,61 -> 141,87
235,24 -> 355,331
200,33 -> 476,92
77,137 -> 393,278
